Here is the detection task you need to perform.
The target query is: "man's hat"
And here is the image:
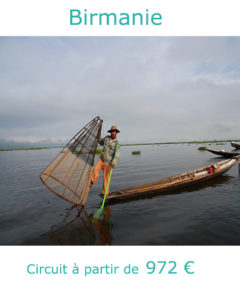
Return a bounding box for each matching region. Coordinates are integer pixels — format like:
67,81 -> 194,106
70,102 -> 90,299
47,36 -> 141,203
108,125 -> 120,133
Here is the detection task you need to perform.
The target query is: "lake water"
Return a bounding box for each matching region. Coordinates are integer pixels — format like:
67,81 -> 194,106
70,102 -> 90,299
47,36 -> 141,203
1,143 -> 240,245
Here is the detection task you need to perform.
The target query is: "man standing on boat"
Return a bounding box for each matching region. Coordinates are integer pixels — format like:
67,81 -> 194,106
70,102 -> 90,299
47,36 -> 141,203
89,125 -> 120,197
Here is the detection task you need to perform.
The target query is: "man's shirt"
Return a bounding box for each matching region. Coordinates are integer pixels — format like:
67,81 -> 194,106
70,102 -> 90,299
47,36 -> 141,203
99,135 -> 120,166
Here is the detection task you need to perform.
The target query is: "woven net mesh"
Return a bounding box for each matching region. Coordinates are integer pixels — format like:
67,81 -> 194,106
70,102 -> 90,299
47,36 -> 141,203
40,116 -> 102,205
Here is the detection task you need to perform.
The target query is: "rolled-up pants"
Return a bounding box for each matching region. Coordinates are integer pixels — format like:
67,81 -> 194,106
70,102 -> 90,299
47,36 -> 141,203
91,158 -> 112,195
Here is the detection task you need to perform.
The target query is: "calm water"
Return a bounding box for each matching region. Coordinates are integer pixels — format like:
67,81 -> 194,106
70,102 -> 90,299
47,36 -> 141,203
1,143 -> 240,245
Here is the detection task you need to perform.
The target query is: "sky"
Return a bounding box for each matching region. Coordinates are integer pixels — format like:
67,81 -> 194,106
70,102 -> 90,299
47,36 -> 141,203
0,36 -> 240,146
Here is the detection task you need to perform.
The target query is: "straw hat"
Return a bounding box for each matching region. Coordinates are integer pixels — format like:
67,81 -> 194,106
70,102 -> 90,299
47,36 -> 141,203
108,125 -> 120,133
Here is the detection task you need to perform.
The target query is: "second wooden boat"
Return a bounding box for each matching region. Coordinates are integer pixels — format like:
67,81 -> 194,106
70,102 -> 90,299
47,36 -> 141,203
207,149 -> 240,158
231,142 -> 240,149
107,157 -> 239,202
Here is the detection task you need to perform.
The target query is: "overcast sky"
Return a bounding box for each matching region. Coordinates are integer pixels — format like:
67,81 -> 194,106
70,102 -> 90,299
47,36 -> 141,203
0,37 -> 240,145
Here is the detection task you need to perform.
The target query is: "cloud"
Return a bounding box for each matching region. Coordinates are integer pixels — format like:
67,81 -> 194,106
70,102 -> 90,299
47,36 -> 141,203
0,36 -> 240,144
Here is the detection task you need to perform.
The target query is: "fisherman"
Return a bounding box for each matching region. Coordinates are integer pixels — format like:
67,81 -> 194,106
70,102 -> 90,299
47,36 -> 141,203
89,125 -> 120,197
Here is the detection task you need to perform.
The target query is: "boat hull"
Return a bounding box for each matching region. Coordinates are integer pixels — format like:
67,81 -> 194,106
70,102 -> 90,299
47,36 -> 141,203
207,149 -> 239,158
107,158 -> 239,202
231,142 -> 240,149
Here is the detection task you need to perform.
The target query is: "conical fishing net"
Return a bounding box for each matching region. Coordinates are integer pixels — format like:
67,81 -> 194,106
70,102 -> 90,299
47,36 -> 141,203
40,116 -> 102,205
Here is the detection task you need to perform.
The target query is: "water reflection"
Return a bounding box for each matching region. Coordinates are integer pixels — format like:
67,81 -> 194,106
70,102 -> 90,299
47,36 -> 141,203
90,205 -> 113,245
23,205 -> 113,245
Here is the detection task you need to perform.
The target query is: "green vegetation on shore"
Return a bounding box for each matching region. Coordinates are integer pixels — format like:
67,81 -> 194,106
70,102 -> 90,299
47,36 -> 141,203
1,139 -> 239,152
0,147 -> 49,151
132,151 -> 141,155
198,146 -> 207,151
96,148 -> 103,155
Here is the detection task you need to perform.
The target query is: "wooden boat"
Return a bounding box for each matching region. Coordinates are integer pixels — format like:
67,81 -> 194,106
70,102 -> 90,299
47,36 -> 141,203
231,142 -> 240,149
107,157 -> 240,201
207,149 -> 240,158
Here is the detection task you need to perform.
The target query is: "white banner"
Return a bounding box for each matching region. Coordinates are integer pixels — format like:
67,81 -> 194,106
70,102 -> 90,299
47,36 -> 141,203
0,246 -> 238,300
0,0 -> 240,36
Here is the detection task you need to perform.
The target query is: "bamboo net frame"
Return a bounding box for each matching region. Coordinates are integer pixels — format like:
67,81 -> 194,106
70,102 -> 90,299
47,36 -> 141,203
40,116 -> 103,205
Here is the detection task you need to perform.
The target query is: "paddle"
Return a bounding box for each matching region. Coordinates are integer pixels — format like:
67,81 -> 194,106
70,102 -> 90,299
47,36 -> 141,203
93,143 -> 119,221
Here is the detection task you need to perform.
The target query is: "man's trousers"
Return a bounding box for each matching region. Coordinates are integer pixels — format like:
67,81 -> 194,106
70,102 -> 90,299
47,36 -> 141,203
91,158 -> 112,195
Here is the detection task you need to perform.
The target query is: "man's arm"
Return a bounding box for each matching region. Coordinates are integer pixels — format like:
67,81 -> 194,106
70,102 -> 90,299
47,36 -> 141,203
98,135 -> 104,146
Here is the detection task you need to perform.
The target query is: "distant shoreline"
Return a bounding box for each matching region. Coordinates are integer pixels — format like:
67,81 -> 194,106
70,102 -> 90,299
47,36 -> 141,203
120,139 -> 240,146
0,139 -> 239,151
0,147 -> 49,151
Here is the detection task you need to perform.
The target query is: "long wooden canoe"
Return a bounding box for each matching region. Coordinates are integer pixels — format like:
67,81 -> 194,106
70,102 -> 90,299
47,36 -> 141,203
207,149 -> 240,158
107,157 -> 239,202
231,142 -> 240,149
